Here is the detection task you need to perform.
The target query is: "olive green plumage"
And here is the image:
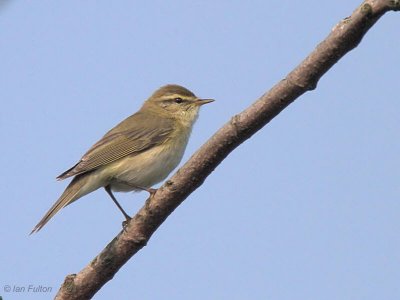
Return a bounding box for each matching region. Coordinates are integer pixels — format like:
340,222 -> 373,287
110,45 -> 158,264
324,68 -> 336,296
31,84 -> 213,234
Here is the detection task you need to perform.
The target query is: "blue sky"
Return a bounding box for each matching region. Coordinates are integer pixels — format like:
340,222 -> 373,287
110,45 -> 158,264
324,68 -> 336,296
1,1 -> 399,299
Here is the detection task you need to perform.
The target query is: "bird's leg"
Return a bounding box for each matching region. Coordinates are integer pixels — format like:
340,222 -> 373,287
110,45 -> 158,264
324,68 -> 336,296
136,185 -> 157,196
126,183 -> 157,196
104,185 -> 131,222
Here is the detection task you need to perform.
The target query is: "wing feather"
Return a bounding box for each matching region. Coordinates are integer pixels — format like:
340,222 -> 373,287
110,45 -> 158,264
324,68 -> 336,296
57,112 -> 174,180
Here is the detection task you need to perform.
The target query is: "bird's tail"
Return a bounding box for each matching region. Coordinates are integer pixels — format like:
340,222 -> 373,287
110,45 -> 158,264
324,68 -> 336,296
30,175 -> 88,234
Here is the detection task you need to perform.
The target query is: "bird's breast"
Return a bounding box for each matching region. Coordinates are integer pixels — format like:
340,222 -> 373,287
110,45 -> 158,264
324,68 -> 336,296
106,128 -> 191,192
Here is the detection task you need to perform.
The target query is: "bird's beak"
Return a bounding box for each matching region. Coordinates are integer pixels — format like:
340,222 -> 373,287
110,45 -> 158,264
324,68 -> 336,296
195,98 -> 215,105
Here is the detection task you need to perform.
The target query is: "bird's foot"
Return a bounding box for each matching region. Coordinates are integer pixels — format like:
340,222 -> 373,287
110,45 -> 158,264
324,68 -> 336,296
145,188 -> 157,196
134,185 -> 157,196
122,216 -> 132,231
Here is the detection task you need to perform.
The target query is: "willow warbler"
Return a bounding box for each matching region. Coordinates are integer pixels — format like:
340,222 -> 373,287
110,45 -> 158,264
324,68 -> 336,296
31,84 -> 214,233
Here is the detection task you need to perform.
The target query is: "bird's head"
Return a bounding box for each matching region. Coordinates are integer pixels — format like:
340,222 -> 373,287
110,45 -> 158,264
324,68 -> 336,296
142,84 -> 214,126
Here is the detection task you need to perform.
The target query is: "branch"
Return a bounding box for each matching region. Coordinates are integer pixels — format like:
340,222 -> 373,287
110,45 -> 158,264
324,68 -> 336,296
55,1 -> 399,299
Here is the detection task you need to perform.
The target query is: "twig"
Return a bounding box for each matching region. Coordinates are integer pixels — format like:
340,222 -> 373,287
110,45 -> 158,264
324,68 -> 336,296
55,1 -> 399,299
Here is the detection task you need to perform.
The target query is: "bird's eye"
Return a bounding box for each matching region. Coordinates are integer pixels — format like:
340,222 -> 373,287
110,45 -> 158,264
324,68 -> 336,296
174,97 -> 183,104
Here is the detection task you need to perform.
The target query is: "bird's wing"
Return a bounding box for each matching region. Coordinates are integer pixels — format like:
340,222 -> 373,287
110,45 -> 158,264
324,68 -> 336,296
57,113 -> 174,180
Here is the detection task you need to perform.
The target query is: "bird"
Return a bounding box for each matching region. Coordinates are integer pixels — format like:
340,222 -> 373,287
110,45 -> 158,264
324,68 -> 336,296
31,84 -> 214,233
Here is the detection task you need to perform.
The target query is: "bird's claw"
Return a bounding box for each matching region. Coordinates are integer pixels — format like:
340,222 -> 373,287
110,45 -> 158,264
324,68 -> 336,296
146,188 -> 157,196
122,217 -> 132,232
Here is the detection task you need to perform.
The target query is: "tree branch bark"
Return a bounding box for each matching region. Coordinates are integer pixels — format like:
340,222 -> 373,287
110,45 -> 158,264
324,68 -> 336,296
55,1 -> 399,299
